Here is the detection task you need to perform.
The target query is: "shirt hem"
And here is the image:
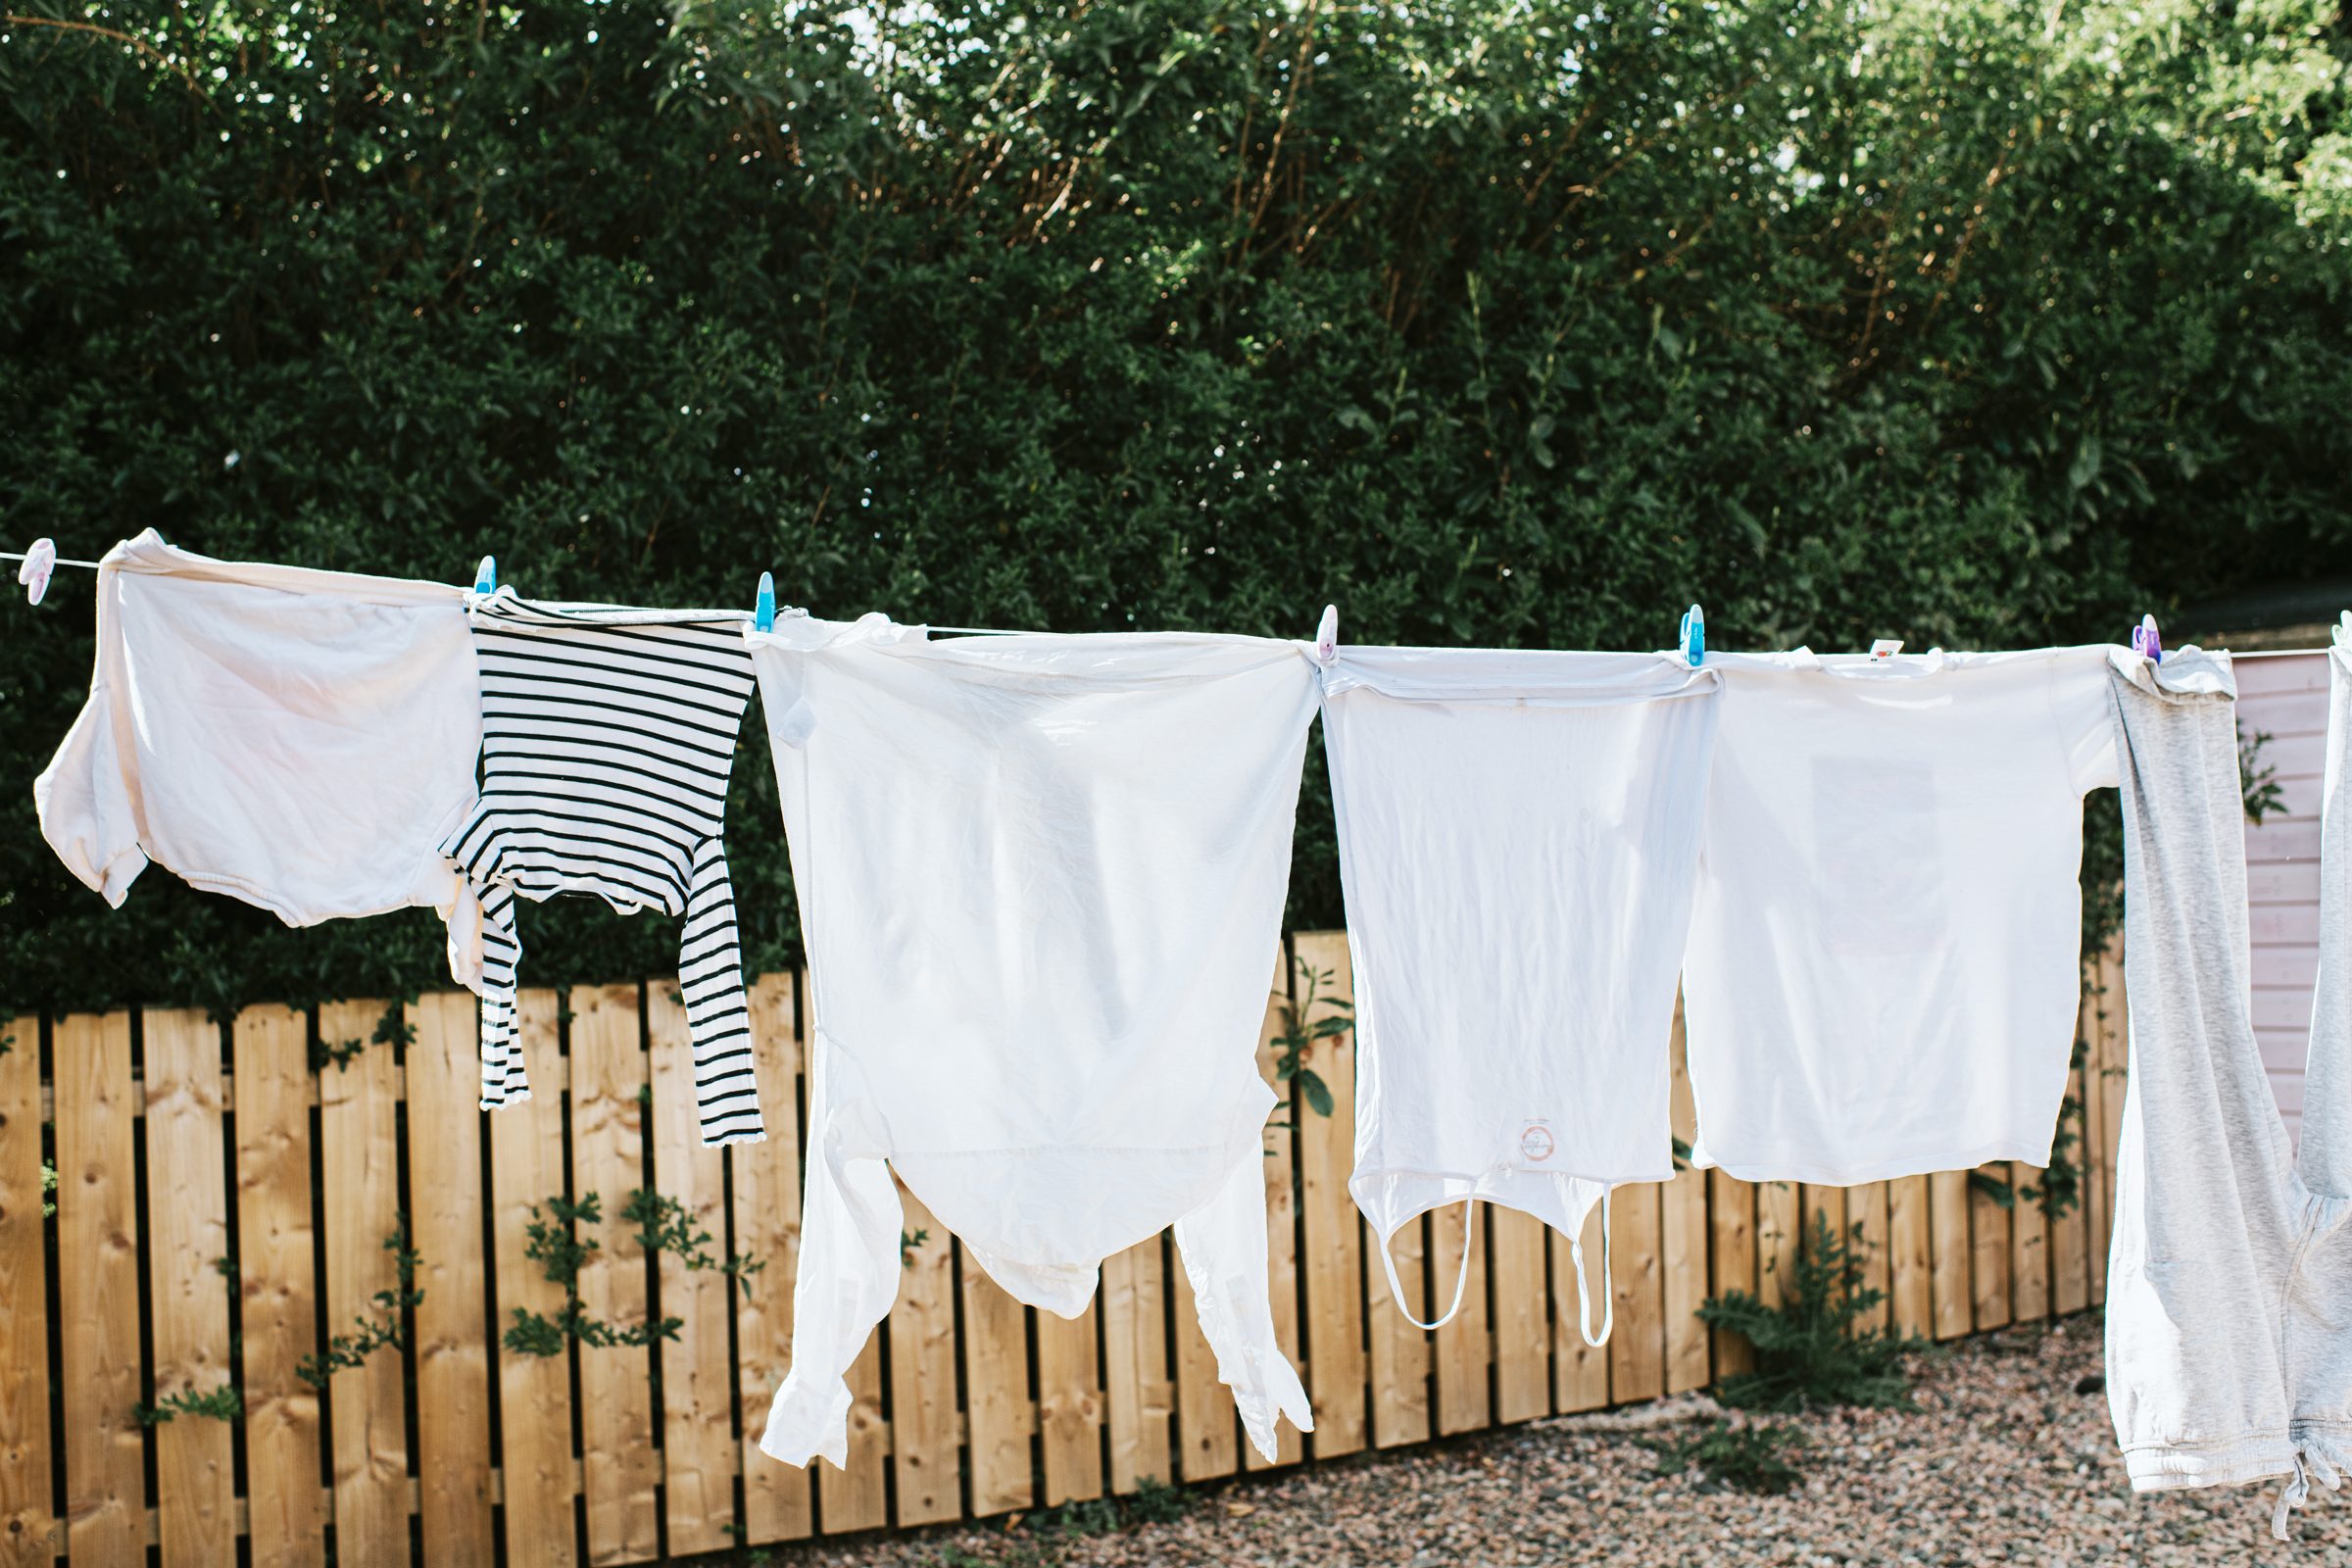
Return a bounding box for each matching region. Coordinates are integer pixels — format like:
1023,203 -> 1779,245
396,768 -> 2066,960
1692,1137 -> 2055,1186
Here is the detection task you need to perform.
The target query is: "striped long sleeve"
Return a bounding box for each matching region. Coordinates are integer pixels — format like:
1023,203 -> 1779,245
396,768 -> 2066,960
441,591 -> 765,1146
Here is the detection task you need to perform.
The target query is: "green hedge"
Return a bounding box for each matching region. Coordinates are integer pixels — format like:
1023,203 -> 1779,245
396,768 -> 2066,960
1,1 -> 2345,1016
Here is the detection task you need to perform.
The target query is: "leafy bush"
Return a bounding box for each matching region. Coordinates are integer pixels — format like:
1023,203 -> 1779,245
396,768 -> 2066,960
1698,1211 -> 1927,1413
2,1 -> 2346,1015
1641,1418 -> 1808,1495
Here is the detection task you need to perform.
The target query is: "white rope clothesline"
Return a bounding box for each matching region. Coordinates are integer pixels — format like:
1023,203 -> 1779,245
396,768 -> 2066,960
0,546 -> 2333,657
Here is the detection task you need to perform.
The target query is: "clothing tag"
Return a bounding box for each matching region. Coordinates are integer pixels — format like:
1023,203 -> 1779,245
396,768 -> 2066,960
1517,1119 -> 1556,1163
1869,639 -> 1903,660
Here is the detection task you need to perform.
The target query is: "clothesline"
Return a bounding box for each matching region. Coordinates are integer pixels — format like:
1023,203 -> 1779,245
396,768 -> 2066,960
2,546 -> 2332,656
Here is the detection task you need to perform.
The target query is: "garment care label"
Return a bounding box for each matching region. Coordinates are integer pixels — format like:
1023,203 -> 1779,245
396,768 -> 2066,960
1869,639 -> 1903,660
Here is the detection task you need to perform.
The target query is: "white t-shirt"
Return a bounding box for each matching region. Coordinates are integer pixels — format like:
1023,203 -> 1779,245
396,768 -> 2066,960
748,614 -> 1319,1469
34,529 -> 480,938
1320,646 -> 1720,1332
1326,649 -> 1731,1335
1681,646 -> 2118,1184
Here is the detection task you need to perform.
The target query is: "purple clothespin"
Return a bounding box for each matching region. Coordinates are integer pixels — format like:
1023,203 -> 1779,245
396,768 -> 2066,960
2131,613 -> 2163,664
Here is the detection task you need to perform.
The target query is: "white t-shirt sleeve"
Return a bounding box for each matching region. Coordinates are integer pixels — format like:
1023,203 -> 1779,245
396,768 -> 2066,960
2052,647 -> 2121,795
33,681 -> 150,907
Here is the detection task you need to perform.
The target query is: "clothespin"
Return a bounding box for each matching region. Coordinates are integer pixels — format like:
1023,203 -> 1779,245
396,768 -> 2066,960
473,556 -> 497,596
2131,613 -> 2163,664
1313,605 -> 1339,665
16,539 -> 57,607
1680,605 -> 1705,667
755,571 -> 776,633
1869,639 -> 1903,660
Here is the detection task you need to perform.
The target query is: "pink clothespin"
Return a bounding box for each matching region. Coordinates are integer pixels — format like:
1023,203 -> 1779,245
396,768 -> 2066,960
16,539 -> 56,607
1314,605 -> 1339,665
2131,613 -> 2163,664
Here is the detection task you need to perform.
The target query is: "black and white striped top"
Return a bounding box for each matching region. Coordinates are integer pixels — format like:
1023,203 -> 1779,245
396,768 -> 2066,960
440,591 -> 765,1146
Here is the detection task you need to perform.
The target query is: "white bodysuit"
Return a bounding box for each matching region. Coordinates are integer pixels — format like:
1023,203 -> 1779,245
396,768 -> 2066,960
1319,645 -> 1721,1335
1681,647 -> 2117,1183
748,613 -> 1319,1468
35,531 -> 481,965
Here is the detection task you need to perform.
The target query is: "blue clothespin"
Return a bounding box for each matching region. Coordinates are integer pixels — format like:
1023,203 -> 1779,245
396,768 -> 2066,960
2131,613 -> 2163,664
755,571 -> 776,633
473,556 -> 497,596
1680,605 -> 1705,667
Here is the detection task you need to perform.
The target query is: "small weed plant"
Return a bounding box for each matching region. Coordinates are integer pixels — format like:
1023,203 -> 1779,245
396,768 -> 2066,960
1641,1418 -> 1806,1494
1697,1210 -> 1926,1412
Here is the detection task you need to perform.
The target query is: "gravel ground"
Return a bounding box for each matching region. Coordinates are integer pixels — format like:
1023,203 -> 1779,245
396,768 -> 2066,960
772,1315 -> 2352,1567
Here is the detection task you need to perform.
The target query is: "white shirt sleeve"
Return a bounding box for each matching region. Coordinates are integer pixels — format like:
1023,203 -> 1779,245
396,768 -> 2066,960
1171,1139 -> 1316,1460
33,683 -> 150,907
757,1045 -> 906,1469
2053,646 -> 2122,795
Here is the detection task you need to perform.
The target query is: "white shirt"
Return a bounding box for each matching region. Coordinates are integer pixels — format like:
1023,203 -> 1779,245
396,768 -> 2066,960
748,613 -> 1320,1469
1681,646 -> 2119,1183
1320,645 -> 1720,1335
35,530 -> 480,951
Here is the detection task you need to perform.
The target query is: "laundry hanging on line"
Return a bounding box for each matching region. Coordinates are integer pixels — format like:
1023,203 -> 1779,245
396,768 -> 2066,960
23,530 -> 2352,1541
1316,642 -> 1722,1343
1679,645 -> 2120,1185
746,611 -> 1321,1468
33,529 -> 487,975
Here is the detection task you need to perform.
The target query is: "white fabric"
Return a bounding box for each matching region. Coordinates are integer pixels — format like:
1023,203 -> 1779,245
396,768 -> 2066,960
749,613 -> 1319,1469
34,530 -> 481,968
1319,646 -> 1721,1337
1681,646 -> 2118,1184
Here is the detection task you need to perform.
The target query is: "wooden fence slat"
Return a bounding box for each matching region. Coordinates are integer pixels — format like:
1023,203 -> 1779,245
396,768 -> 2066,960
2051,1051 -> 2092,1316
569,983 -> 661,1566
1755,1179 -> 1799,1312
1970,1164 -> 2013,1332
734,974 -> 812,1544
1102,1238 -> 1172,1493
489,991 -> 577,1568
1929,1170 -> 1973,1339
1489,1204 -> 1549,1424
407,994 -> 494,1568
1887,1175 -> 1934,1339
1249,951 -> 1304,1469
1848,1181 -> 1891,1334
962,1256 -> 1038,1511
1431,1202 -> 1489,1436
318,1001 -> 407,1568
1661,1009 -> 1708,1394
1606,1185 -> 1664,1404
0,1014 -> 49,1568
1169,1258 -> 1238,1484
822,1334 -> 889,1531
235,1005 -> 324,1568
1292,932 -> 1366,1459
1706,1171 -> 1756,1378
887,1189 -> 961,1526
1366,1211 -> 1431,1447
647,986 -> 739,1558
143,1008 -> 234,1568
2011,1163 -> 2049,1324
1038,1302 -> 1105,1505
56,1011 -> 141,1568
1551,1203 -> 1609,1413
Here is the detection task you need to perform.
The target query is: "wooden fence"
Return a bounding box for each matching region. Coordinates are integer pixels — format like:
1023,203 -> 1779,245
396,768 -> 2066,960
0,933 -> 2131,1566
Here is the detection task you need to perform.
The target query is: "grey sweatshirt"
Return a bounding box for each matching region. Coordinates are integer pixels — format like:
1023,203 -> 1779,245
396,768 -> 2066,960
2103,643 -> 2352,1538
